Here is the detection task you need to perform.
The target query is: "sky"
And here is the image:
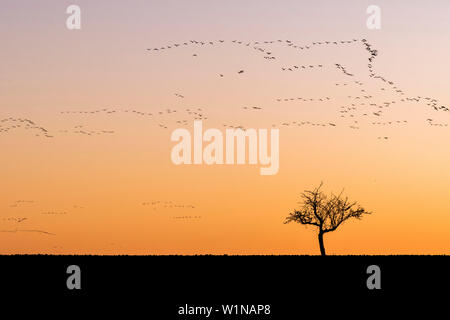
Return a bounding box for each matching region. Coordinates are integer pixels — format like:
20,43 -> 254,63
1,1 -> 449,254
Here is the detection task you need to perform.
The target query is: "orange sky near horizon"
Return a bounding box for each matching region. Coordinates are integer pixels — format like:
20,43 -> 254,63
1,0 -> 449,255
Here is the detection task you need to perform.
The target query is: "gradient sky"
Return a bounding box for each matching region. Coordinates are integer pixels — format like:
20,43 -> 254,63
1,1 -> 449,254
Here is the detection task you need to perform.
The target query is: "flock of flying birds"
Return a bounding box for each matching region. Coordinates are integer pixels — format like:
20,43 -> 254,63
9,200 -> 35,207
172,216 -> 202,220
1,198 -> 200,237
141,201 -> 198,220
1,37 -> 447,140
0,229 -> 56,235
0,118 -> 53,138
2,201 -> 73,236
142,37 -> 449,134
2,37 -> 449,241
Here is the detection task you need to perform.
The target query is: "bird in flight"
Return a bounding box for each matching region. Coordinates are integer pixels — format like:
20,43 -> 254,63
0,229 -> 55,235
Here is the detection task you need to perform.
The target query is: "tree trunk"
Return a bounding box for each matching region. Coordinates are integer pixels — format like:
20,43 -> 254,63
318,231 -> 326,256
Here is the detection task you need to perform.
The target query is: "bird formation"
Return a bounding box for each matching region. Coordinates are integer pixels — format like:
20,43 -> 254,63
146,39 -> 278,61
2,37 -> 447,143
242,106 -> 263,110
172,215 -> 202,220
0,118 -> 53,138
276,96 -> 332,103
142,201 -> 196,211
335,80 -> 363,87
335,63 -> 354,76
0,199 -> 81,239
145,37 -> 448,120
371,121 -> 408,126
2,37 -> 450,238
363,39 -> 449,114
0,229 -> 55,235
281,64 -> 323,71
222,124 -> 246,130
273,121 -> 338,128
426,118 -> 448,127
0,200 -> 85,239
41,211 -> 68,215
145,38 -> 359,57
59,126 -> 115,136
1,217 -> 27,223
59,106 -> 208,131
47,37 -> 448,142
9,200 -> 34,207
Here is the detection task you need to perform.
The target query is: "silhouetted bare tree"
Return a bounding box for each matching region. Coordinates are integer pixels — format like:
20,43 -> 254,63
284,183 -> 371,256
